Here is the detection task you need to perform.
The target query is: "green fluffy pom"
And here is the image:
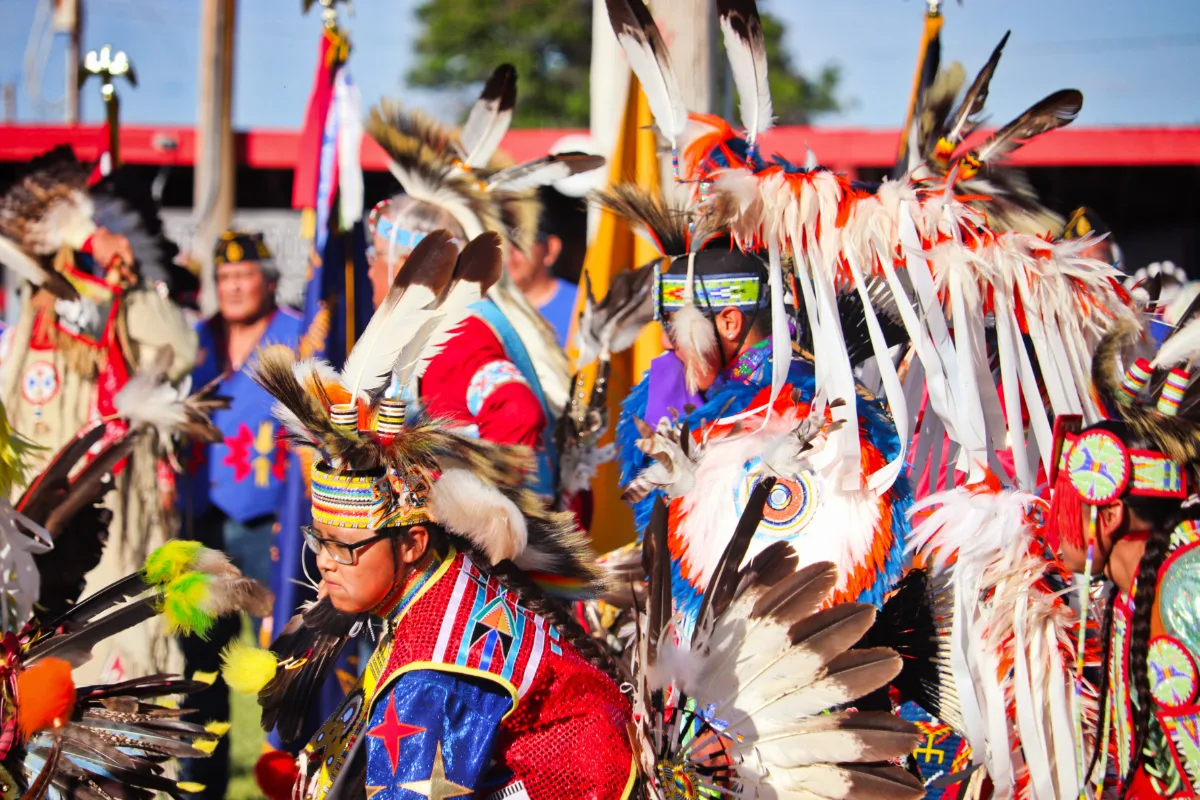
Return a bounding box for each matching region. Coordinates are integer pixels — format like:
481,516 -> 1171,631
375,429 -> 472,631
143,541 -> 205,586
161,572 -> 216,638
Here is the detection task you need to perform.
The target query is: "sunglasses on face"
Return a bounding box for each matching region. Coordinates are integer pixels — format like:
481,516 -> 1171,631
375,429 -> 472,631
302,525 -> 401,566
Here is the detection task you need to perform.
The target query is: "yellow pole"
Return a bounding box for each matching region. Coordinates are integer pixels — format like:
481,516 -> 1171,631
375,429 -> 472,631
896,2 -> 943,167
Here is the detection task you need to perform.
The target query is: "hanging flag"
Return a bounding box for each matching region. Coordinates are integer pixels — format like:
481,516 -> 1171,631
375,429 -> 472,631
269,21 -> 367,751
564,74 -> 663,554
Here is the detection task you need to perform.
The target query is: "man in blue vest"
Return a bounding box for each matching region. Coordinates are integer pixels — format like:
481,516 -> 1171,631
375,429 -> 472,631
178,230 -> 302,799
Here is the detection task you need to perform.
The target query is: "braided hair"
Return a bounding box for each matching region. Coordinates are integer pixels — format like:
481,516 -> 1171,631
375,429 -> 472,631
1076,420 -> 1194,794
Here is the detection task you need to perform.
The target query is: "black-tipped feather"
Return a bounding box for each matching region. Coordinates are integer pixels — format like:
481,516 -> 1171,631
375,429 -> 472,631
643,497 -> 672,666
487,153 -> 605,192
939,31 -> 1010,156
965,88 -> 1083,170
694,476 -> 774,629
459,64 -> 517,169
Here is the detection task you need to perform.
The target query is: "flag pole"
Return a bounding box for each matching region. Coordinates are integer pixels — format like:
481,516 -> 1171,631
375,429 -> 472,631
894,0 -> 944,171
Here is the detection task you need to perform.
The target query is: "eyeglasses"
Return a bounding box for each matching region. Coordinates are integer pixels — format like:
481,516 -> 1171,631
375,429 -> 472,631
302,525 -> 400,566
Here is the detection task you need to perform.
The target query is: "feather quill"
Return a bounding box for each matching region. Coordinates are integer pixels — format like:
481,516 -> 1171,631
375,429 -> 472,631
717,0 -> 774,143
459,64 -> 517,169
605,0 -> 689,148
341,230 -> 458,400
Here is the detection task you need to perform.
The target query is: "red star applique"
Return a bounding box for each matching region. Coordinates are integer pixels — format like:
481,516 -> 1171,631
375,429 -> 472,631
222,423 -> 254,482
367,699 -> 425,775
271,433 -> 289,482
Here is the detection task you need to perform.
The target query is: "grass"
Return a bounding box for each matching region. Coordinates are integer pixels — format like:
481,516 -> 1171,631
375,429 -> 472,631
227,623 -> 268,800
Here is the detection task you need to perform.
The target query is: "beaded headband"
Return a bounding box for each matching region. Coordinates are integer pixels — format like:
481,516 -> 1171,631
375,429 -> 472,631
1050,418 -> 1187,506
654,271 -> 767,321
309,398 -> 438,530
368,199 -> 463,255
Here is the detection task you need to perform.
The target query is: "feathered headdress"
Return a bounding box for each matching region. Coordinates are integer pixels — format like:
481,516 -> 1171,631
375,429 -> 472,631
905,30 -> 1082,236
0,148 -> 97,300
253,230 -> 605,591
603,0 -> 1131,495
366,65 -> 605,417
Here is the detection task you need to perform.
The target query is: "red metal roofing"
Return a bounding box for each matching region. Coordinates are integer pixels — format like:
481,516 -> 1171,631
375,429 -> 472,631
2,123 -> 1199,170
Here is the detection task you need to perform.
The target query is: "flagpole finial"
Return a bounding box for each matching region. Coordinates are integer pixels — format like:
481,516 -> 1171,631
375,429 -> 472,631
304,0 -> 352,28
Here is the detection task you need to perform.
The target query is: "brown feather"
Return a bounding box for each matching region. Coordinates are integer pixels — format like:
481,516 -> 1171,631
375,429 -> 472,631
593,183 -> 691,256
940,31 -> 1010,152
1091,316 -> 1139,410
968,88 -> 1083,169
787,602 -> 878,659
750,560 -> 838,625
820,647 -> 904,700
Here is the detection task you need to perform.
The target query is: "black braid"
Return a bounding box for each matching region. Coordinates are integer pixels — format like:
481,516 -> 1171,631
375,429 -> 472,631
1086,587 -> 1116,785
486,558 -> 630,687
1120,522 -> 1173,796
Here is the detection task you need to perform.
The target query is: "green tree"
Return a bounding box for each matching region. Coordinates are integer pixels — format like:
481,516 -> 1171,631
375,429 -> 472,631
407,0 -> 841,128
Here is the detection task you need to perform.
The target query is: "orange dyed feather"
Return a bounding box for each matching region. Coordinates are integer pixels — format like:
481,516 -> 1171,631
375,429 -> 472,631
16,658 -> 76,741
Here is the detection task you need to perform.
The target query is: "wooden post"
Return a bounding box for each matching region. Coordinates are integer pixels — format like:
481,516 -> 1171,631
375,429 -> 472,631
194,0 -> 237,316
59,0 -> 82,123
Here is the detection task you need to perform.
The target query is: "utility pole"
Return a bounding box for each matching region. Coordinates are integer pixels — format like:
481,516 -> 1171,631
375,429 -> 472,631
55,0 -> 83,122
194,0 -> 237,316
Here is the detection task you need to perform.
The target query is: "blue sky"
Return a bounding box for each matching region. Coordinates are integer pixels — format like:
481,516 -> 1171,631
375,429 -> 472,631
1,0 -> 1197,130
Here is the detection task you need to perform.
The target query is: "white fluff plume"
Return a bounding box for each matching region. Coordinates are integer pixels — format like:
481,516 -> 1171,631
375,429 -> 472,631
114,371 -> 191,441
671,303 -> 720,394
430,467 -> 527,563
1152,315 -> 1200,370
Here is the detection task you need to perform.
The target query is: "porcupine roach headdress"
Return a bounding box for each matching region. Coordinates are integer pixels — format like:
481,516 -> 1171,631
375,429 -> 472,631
0,148 -> 97,300
605,0 -> 1132,496
253,229 -> 604,590
365,64 -> 605,416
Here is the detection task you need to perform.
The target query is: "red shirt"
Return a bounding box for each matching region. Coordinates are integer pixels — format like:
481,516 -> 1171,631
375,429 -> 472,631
420,316 -> 547,448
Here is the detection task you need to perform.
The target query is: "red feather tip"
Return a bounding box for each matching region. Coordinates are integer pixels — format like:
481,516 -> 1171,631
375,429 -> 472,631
255,750 -> 301,800
16,658 -> 76,741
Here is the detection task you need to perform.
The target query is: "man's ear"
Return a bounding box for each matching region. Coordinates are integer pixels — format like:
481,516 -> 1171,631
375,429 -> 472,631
543,235 -> 563,267
1096,501 -> 1126,544
396,525 -> 430,564
713,307 -> 745,343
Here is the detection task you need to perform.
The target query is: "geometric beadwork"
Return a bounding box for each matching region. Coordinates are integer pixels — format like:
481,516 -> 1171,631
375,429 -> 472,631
1066,430 -> 1130,505
1148,636 -> 1199,710
656,272 -> 767,319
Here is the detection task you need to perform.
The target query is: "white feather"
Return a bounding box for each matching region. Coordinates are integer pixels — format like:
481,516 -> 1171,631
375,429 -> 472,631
1152,315 -> 1200,369
0,235 -> 49,287
0,498 -> 52,632
610,6 -> 689,146
36,190 -> 97,252
429,467 -> 527,562
113,370 -> 190,440
460,90 -> 513,170
341,296 -> 439,401
671,303 -> 719,395
718,4 -> 774,143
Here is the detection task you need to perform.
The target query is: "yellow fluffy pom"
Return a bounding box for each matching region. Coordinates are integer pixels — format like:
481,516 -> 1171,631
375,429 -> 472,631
220,642 -> 279,695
